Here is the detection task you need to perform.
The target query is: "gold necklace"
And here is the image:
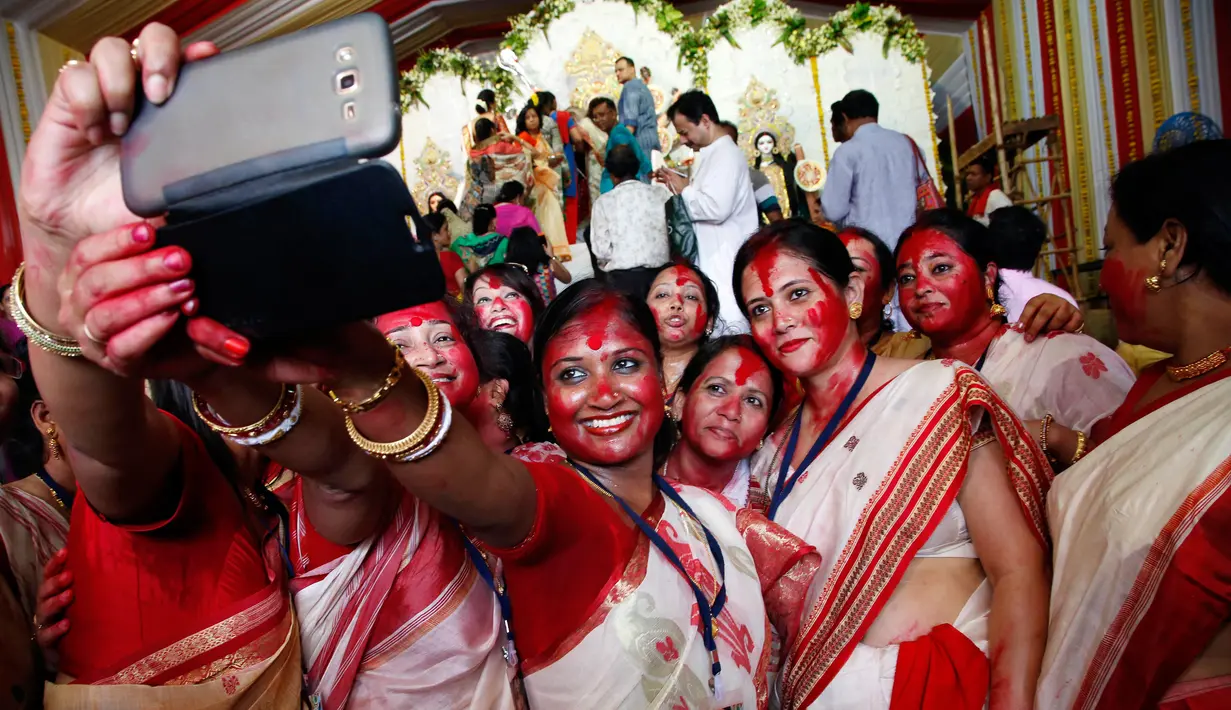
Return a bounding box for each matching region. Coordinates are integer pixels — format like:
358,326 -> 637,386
1166,346 -> 1231,382
41,479 -> 67,511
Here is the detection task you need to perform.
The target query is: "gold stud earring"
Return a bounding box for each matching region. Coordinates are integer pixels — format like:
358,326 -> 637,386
848,302 -> 863,320
1145,258 -> 1167,293
987,285 -> 1007,317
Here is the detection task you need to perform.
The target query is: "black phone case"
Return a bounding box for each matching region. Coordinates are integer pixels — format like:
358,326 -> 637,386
157,160 -> 443,339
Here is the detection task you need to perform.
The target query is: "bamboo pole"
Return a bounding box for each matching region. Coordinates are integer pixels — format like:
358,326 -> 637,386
979,20 -> 1012,193
946,94 -> 963,208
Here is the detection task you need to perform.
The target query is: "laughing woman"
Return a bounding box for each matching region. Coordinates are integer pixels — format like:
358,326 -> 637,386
895,209 -> 1134,464
663,335 -> 783,508
738,220 -> 1052,710
465,263 -> 545,345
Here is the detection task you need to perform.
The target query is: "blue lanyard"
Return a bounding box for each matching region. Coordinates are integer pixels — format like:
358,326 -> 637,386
571,461 -> 730,699
769,352 -> 877,520
460,533 -> 519,666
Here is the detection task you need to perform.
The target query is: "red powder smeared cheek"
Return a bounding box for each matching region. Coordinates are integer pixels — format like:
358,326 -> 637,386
734,348 -> 762,386
693,302 -> 708,337
1100,256 -> 1146,322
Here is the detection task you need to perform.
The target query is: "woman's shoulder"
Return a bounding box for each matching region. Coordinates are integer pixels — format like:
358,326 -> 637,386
874,330 -> 932,359
1011,328 -> 1133,377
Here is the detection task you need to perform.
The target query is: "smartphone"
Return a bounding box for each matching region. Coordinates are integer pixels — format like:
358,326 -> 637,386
155,161 -> 444,339
122,13 -> 400,216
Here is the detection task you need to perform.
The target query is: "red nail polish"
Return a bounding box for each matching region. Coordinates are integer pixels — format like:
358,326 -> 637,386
164,251 -> 186,270
169,279 -> 193,293
222,337 -> 249,359
133,224 -> 152,243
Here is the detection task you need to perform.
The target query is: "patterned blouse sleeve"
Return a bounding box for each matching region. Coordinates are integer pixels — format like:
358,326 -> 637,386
1039,334 -> 1137,434
736,508 -> 821,652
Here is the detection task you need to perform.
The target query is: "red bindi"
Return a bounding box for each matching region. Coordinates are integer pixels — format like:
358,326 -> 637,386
410,316 -> 423,327
587,334 -> 604,351
486,273 -> 504,290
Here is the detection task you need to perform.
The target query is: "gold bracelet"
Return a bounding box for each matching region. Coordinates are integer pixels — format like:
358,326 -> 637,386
1070,431 -> 1088,464
1039,413 -> 1056,463
192,384 -> 293,437
345,368 -> 441,461
8,263 -> 83,358
328,344 -> 405,414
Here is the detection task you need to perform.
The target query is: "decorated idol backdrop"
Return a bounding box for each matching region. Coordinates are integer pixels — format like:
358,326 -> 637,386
510,1 -> 695,120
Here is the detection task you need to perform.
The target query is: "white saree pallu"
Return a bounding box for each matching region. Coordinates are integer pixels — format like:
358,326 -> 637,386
292,492 -> 514,710
0,486 -> 69,619
523,485 -> 774,710
748,361 -> 1051,709
1038,374 -> 1231,710
977,327 -> 1135,434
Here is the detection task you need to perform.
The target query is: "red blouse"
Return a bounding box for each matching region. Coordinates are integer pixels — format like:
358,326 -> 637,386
59,416 -> 269,681
491,460 -> 663,667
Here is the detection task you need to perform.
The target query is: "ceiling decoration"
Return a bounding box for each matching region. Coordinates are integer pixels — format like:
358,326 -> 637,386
4,0 -> 989,69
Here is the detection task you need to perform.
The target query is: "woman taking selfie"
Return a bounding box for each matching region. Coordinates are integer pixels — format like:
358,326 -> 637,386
645,262 -> 719,406
465,263 -> 544,345
12,26 -> 305,707
663,335 -> 782,508
515,104 -> 571,260
895,209 -> 1134,464
737,221 -> 1052,709
1039,140 -> 1231,709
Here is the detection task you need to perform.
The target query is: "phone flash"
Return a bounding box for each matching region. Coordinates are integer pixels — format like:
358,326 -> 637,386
337,47 -> 354,63
343,102 -> 357,121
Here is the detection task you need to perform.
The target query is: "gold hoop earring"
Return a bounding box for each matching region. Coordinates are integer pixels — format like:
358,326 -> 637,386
848,302 -> 863,320
46,428 -> 62,460
1146,258 -> 1167,293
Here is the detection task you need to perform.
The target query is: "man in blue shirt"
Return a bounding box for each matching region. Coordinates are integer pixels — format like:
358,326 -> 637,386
615,56 -> 661,159
589,96 -> 651,193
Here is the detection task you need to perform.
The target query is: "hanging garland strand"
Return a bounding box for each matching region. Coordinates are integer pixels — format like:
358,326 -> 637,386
400,49 -> 518,113
402,1 -> 928,110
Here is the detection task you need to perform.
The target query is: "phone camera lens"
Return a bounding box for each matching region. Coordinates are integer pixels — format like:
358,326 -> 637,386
337,70 -> 359,94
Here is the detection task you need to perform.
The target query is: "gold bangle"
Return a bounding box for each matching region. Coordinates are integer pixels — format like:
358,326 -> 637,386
8,263 -> 83,358
192,384 -> 292,437
1070,431 -> 1088,464
345,368 -> 441,460
328,344 -> 405,414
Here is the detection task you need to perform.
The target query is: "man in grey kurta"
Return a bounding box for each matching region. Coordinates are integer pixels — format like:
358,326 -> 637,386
615,56 -> 662,159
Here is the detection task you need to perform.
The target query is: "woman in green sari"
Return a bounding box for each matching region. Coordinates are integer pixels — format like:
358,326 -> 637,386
451,204 -> 508,271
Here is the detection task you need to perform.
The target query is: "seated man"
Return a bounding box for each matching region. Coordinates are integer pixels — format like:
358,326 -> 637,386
987,205 -> 1078,321
589,144 -> 671,298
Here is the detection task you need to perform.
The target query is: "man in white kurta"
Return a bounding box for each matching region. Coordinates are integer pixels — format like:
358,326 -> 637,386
664,90 -> 759,333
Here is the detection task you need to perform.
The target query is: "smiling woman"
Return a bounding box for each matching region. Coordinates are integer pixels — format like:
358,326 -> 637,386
734,220 -> 1053,710
645,261 -> 720,406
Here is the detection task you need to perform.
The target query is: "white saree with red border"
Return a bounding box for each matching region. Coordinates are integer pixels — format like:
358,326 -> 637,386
521,483 -> 775,709
1038,374 -> 1231,709
749,360 -> 1051,709
291,489 -> 514,710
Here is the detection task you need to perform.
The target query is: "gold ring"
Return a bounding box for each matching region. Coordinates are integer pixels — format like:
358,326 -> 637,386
58,59 -> 79,75
82,322 -> 106,346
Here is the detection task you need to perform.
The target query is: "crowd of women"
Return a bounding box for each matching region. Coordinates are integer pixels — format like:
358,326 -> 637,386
3,23 -> 1230,710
